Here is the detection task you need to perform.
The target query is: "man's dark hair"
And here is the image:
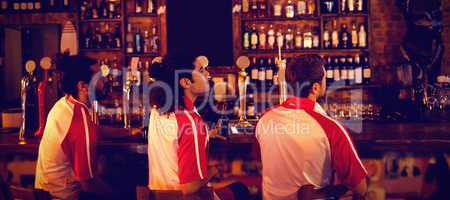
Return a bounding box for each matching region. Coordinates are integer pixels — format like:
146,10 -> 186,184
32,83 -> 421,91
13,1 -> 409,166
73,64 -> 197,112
148,53 -> 196,113
56,53 -> 95,98
285,54 -> 325,98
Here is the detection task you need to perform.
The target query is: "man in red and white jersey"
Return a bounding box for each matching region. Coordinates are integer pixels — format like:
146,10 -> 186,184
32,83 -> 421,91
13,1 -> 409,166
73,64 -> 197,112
35,54 -> 124,200
256,55 -> 368,200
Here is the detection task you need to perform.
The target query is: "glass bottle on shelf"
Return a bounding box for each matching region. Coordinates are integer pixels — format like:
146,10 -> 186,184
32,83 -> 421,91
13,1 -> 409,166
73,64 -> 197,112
348,0 -> 355,13
147,0 -> 155,14
80,1 -> 88,19
12,1 -> 19,11
63,0 -> 69,8
108,0 -> 116,18
84,26 -> 93,49
143,29 -> 151,53
307,0 -> 315,16
250,57 -> 259,86
26,1 -> 34,10
267,24 -> 276,49
134,26 -> 143,53
114,24 -> 121,48
295,27 -> 303,49
126,24 -> 134,53
266,58 -> 274,89
246,88 -> 256,120
303,28 -> 313,49
258,25 -> 267,50
243,25 -> 250,50
285,27 -> 294,50
358,24 -> 367,48
354,55 -> 363,84
273,0 -> 282,17
0,0 -> 8,11
259,0 -> 267,18
341,0 -> 347,13
92,1 -> 99,19
326,57 -> 334,85
242,0 -> 249,16
276,29 -> 284,49
339,57 -> 348,85
100,0 -> 108,19
362,56 -> 371,84
331,20 -> 339,48
250,0 -> 258,18
250,24 -> 259,50
285,0 -> 295,18
339,23 -> 350,49
323,0 -> 335,13
103,24 -> 113,48
333,57 -> 341,84
297,0 -> 307,16
323,23 -> 331,49
94,26 -> 103,49
312,28 -> 320,48
151,25 -> 160,53
258,58 -> 266,90
136,0 -> 143,14
347,56 -> 355,85
357,0 -> 363,12
351,22 -> 358,48
20,0 -> 27,11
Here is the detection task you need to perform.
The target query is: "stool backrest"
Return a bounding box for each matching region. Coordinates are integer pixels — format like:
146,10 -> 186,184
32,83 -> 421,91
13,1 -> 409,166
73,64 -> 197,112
297,184 -> 348,200
8,185 -> 51,200
136,186 -> 214,200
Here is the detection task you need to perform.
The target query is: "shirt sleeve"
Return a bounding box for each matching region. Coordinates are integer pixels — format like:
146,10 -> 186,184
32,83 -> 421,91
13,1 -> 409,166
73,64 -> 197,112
329,124 -> 367,188
61,106 -> 96,181
176,113 -> 208,184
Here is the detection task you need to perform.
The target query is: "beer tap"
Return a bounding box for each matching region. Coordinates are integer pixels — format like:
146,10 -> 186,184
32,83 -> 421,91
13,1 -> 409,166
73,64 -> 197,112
276,40 -> 288,104
19,60 -> 37,144
235,56 -> 252,127
34,57 -> 52,137
123,57 -> 140,129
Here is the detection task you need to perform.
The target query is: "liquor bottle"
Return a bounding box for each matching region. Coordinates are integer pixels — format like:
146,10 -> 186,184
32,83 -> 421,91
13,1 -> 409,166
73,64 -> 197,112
358,24 -> 367,48
258,58 -> 266,90
295,28 -> 303,49
303,30 -> 313,49
251,0 -> 258,18
354,55 -> 363,84
357,0 -> 363,12
94,26 -> 103,49
250,24 -> 259,50
242,0 -> 249,16
258,25 -> 267,50
243,25 -> 250,50
323,24 -> 331,49
114,25 -> 122,48
92,1 -> 99,19
273,0 -> 282,17
341,0 -> 347,13
134,26 -> 143,53
321,0 -> 337,13
259,0 -> 267,18
147,0 -> 154,14
126,24 -> 134,53
250,57 -> 259,85
297,0 -> 307,15
285,0 -> 295,18
26,0 -> 34,10
307,0 -> 315,15
348,0 -> 355,13
100,0 -> 108,18
151,25 -> 160,53
84,26 -> 92,49
20,0 -> 27,11
143,29 -> 151,53
63,0 -> 69,8
339,57 -> 348,85
136,0 -> 143,14
362,56 -> 371,84
80,1 -> 88,19
1,0 -> 8,11
266,58 -> 274,88
333,57 -> 341,84
108,0 -> 116,18
331,20 -> 339,48
267,25 -> 275,49
326,57 -> 334,85
339,23 -> 350,49
312,29 -> 320,48
347,57 -> 355,85
285,27 -> 294,50
103,24 -> 113,48
351,22 -> 358,48
276,30 -> 284,49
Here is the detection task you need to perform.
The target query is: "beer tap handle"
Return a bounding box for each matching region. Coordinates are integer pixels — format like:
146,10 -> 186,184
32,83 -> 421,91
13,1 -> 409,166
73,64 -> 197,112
19,60 -> 37,144
34,57 -> 52,137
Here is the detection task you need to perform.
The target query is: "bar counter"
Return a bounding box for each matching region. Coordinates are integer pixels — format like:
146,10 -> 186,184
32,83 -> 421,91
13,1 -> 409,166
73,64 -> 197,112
1,121 -> 450,157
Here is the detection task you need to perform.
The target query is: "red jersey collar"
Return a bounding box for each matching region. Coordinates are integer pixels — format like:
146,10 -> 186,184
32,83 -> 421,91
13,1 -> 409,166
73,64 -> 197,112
183,96 -> 195,111
66,95 -> 88,109
281,96 -> 316,110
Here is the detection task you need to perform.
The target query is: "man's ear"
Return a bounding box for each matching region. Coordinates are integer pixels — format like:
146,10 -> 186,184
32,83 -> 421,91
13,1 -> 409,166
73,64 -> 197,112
77,81 -> 85,90
311,82 -> 321,95
179,78 -> 191,89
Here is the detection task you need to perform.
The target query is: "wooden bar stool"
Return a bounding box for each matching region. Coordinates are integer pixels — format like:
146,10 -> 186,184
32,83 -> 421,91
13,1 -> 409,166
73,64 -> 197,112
297,184 -> 348,200
136,186 -> 214,200
8,185 -> 51,200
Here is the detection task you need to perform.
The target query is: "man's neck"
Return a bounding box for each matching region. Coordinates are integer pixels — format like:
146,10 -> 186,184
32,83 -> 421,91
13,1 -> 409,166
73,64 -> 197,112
307,94 -> 317,102
184,92 -> 197,106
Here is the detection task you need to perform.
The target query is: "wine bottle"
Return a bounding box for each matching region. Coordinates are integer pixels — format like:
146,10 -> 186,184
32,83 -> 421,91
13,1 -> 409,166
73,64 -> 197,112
147,0 -> 154,14
347,57 -> 355,85
312,29 -> 320,48
242,0 -> 249,16
331,20 -> 339,48
126,24 -> 134,53
143,29 -> 151,53
250,57 -> 259,86
267,24 -> 275,49
246,90 -> 256,120
258,25 -> 267,50
358,24 -> 367,48
295,28 -> 303,49
326,57 -> 334,85
243,25 -> 250,50
333,57 -> 340,84
307,0 -> 315,15
323,23 -> 331,49
250,24 -> 258,50
259,0 -> 267,18
285,0 -> 294,18
351,22 -> 358,48
251,0 -> 258,18
136,0 -> 143,14
150,25 -> 159,53
354,55 -> 363,85
134,26 -> 143,53
340,57 -> 348,85
114,24 -> 121,48
339,23 -> 350,49
285,27 -> 294,50
258,58 -> 266,90
266,58 -> 274,89
362,56 -> 371,84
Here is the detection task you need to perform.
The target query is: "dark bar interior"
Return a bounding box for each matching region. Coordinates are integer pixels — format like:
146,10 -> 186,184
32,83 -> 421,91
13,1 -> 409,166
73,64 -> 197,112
0,0 -> 449,200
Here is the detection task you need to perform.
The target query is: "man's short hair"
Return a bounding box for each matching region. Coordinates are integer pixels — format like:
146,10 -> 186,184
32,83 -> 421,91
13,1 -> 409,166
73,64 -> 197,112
285,54 -> 325,98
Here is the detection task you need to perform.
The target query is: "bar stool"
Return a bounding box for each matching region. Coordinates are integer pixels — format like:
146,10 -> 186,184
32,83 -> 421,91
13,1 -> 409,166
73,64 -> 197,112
8,185 -> 51,200
136,186 -> 214,200
297,184 -> 348,200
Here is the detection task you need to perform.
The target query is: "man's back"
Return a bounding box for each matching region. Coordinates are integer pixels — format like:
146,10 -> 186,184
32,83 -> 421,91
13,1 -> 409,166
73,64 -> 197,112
256,97 -> 366,200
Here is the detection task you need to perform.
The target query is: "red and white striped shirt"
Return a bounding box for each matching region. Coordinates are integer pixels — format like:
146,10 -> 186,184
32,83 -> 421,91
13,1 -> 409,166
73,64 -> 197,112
256,97 -> 367,200
147,96 -> 209,190
35,96 -> 96,200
